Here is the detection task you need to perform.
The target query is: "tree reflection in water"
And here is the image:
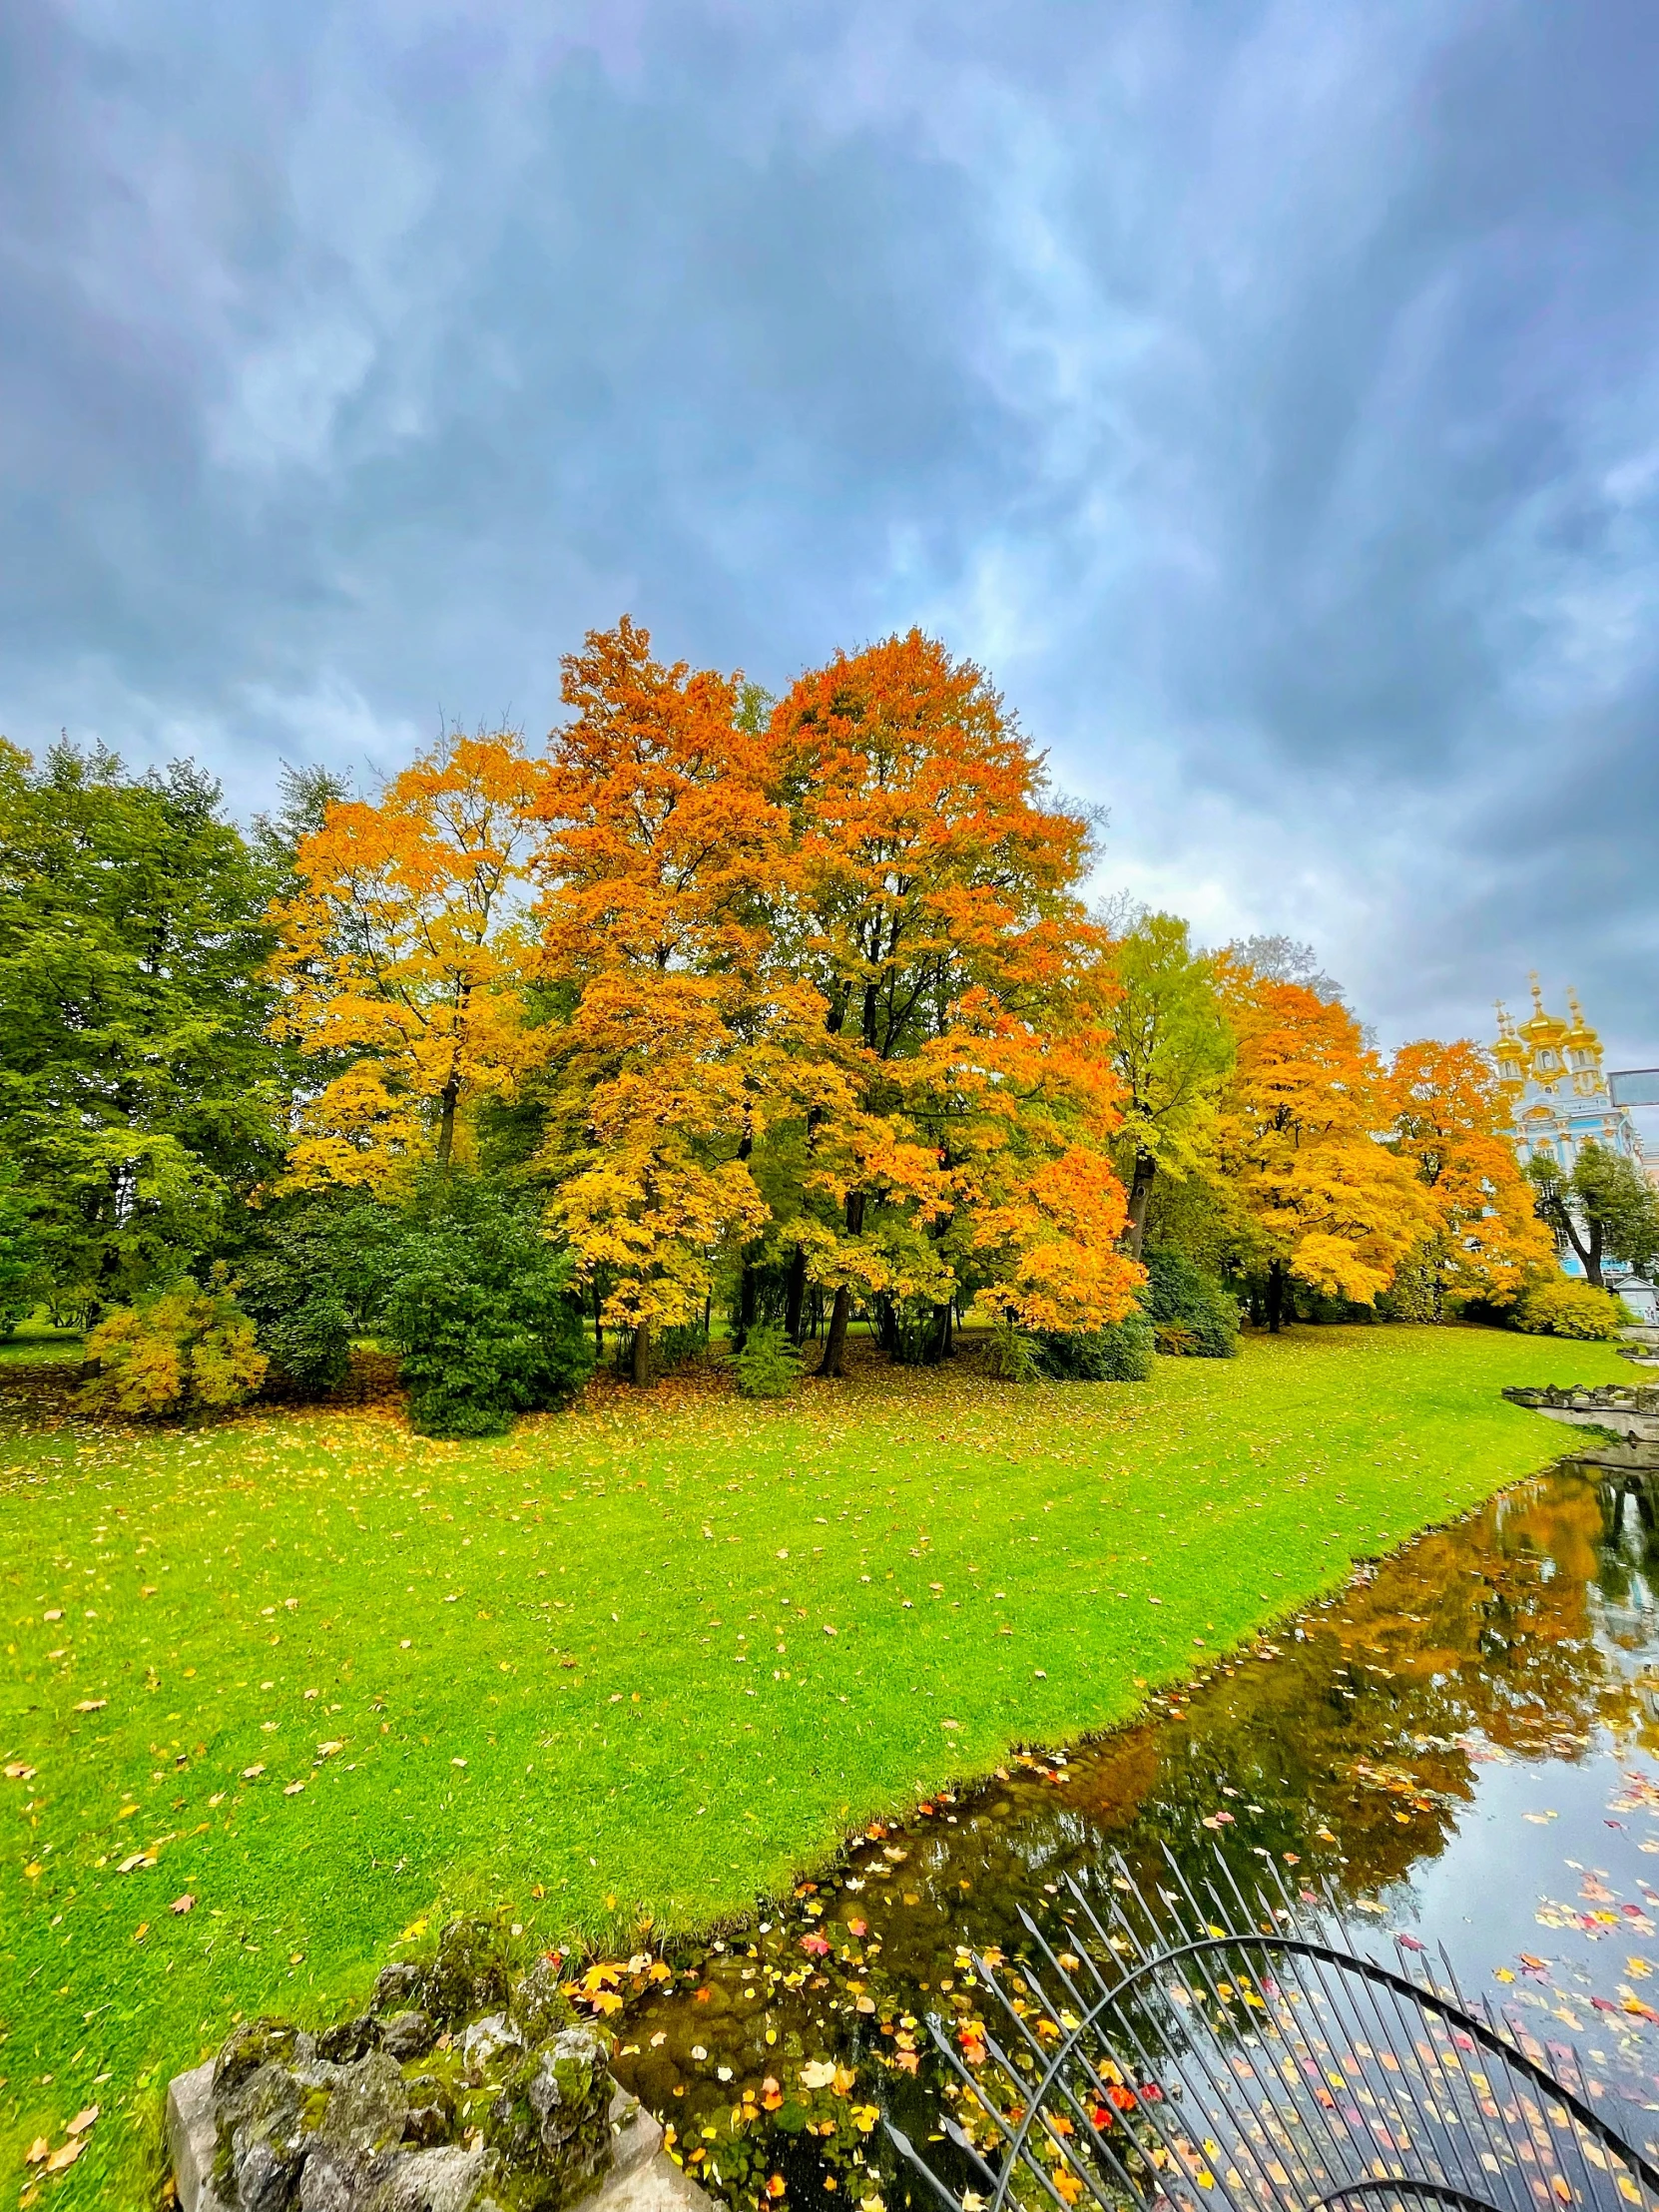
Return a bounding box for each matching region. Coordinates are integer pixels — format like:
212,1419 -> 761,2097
607,1462 -> 1659,2208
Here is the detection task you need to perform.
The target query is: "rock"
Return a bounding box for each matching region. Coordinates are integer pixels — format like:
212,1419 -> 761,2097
380,2009 -> 436,2063
298,2147 -> 355,2212
354,2144 -> 501,2212
215,2020 -> 305,2105
318,2050 -> 409,2163
423,1919 -> 510,2027
511,1956 -> 573,2046
168,2060 -> 230,2212
371,1964 -> 424,2015
481,2026 -> 611,2203
222,2063 -> 312,2211
175,1930 -> 715,2212
317,2016 -> 381,2066
401,2075 -> 456,2148
457,2013 -> 525,2087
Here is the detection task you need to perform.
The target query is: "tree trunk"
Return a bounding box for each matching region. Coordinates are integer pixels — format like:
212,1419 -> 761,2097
817,1191 -> 865,1378
876,1295 -> 899,1357
924,1302 -> 953,1364
737,1260 -> 758,1349
785,1245 -> 807,1343
630,1323 -> 653,1387
435,1072 -> 461,1171
1266,1260 -> 1289,1335
818,1288 -> 852,1378
592,1284 -> 604,1360
1125,1148 -> 1157,1259
1585,1217 -> 1605,1291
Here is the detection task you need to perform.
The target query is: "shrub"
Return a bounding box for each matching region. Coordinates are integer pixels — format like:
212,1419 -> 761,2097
1141,1246 -> 1239,1358
985,1318 -> 1044,1382
380,1180 -> 593,1436
731,1321 -> 802,1399
81,1278 -> 268,1417
1513,1278 -> 1632,1342
1036,1313 -> 1157,1382
238,1197 -> 402,1396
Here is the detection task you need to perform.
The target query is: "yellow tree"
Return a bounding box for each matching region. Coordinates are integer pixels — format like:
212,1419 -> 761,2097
1219,972 -> 1427,1329
268,731 -> 547,1186
1102,909 -> 1235,1257
534,618 -> 799,1382
1388,1037 -> 1554,1311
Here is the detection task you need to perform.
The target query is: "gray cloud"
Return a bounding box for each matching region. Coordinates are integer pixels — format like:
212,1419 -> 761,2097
1,0 -> 1655,1057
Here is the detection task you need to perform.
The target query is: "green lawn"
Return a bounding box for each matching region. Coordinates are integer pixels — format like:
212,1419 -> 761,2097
0,1323 -> 1629,2201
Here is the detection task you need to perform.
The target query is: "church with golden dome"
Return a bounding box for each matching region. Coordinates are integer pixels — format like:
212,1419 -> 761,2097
1490,978 -> 1647,1174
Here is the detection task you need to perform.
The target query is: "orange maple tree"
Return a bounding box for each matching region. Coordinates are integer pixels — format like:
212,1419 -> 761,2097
533,619 -> 804,1381
1387,1036 -> 1554,1310
268,730 -> 547,1187
1218,971 -> 1426,1327
771,629 -> 1141,1371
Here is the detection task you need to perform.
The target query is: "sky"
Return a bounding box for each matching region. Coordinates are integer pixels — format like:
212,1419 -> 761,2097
3,0 -> 1657,1062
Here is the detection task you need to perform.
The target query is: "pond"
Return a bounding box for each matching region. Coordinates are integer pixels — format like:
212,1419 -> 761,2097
601,1455 -> 1659,2209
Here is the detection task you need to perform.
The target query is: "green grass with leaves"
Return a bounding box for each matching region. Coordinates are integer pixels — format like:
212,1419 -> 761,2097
0,1323 -> 1630,2201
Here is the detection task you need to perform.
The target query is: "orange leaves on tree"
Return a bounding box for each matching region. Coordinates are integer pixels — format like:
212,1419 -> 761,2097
1219,972 -> 1427,1312
270,730 -> 548,1185
1387,1037 -> 1554,1307
536,622 -> 790,1366
771,630 -> 1134,1366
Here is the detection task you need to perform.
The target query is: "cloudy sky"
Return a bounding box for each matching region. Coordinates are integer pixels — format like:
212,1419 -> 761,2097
3,0 -> 1657,1060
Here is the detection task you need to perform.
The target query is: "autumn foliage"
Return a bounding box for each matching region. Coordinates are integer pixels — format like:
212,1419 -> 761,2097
1218,970 -> 1427,1322
271,731 -> 548,1187
264,616 -> 1562,1370
1387,1037 -> 1554,1307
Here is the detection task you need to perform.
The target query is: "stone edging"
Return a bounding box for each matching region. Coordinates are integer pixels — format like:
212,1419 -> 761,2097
167,2063 -> 713,2212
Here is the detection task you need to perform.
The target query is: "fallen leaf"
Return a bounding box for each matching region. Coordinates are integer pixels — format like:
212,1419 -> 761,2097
243,1764 -> 266,1780
171,1894 -> 196,1915
4,1762 -> 36,1781
24,2139 -> 48,2166
801,2059 -> 837,2090
74,1700 -> 107,1714
65,2107 -> 98,2137
44,2141 -> 82,2174
283,1781 -> 305,1797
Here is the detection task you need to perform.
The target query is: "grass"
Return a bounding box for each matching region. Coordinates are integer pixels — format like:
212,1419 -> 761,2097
0,1322 -> 1631,2201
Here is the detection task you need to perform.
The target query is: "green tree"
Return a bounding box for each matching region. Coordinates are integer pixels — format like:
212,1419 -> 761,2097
1528,1142 -> 1659,1291
1104,909 -> 1235,1257
380,1175 -> 594,1435
0,1154 -> 41,1330
0,739 -> 285,1314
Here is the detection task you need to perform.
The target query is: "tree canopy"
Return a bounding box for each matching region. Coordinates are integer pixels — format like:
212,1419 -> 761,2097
1,617 -> 1614,1371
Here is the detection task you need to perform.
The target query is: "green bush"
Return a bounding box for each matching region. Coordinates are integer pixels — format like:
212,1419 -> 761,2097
81,1277 -> 268,1418
238,1213 -> 358,1396
1035,1312 -> 1156,1382
1513,1277 -> 1632,1342
380,1180 -> 593,1436
730,1321 -> 802,1399
1141,1246 -> 1239,1358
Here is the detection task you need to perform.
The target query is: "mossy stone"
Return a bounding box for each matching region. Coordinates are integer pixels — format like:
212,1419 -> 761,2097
424,1917 -> 511,2026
